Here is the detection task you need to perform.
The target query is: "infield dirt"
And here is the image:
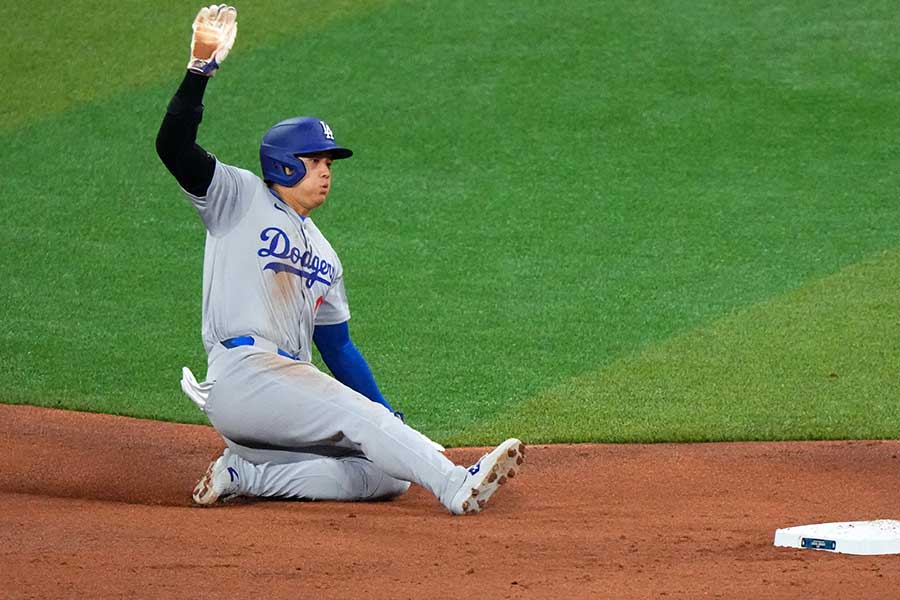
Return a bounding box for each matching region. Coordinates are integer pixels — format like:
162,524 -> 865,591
1,404 -> 898,599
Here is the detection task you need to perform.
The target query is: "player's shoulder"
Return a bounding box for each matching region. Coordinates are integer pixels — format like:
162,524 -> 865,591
207,160 -> 271,208
214,159 -> 265,187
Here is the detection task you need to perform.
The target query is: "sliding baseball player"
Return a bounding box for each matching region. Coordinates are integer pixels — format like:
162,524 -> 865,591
156,4 -> 525,514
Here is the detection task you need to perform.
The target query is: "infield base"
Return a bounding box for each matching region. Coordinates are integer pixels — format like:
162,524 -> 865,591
774,520 -> 900,555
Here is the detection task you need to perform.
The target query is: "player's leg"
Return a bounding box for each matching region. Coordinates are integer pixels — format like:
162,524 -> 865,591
203,345 -> 469,508
193,443 -> 409,504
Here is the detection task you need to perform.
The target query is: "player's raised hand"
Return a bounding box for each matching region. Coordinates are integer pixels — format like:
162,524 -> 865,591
187,4 -> 238,76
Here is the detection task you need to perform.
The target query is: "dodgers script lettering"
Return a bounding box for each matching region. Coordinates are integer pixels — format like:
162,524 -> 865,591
257,227 -> 334,288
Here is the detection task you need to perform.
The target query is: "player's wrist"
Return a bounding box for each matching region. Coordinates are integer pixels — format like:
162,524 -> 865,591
167,70 -> 211,113
187,58 -> 220,77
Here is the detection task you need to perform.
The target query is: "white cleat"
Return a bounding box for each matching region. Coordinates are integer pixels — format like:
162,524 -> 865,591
449,438 -> 525,515
192,451 -> 242,505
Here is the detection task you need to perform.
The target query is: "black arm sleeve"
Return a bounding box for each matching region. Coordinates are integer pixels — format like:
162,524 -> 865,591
155,71 -> 217,197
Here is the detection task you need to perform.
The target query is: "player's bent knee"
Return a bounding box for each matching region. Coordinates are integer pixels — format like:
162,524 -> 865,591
368,477 -> 410,500
352,459 -> 410,500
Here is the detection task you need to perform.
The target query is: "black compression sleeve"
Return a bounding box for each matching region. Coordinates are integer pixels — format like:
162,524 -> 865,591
155,71 -> 216,197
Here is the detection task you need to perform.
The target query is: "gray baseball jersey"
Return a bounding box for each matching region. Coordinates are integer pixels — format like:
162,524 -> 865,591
184,159 -> 349,360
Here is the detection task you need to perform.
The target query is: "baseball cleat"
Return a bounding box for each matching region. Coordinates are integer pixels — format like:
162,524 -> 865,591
449,438 -> 525,515
192,450 -> 242,506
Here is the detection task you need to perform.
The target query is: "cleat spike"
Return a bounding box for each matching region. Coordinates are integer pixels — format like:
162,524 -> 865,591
448,439 -> 524,515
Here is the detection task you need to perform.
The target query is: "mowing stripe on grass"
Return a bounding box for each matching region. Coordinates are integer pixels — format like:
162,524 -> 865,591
1,0 -> 395,131
454,246 -> 900,445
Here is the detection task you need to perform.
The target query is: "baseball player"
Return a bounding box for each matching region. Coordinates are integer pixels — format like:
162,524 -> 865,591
155,5 -> 525,514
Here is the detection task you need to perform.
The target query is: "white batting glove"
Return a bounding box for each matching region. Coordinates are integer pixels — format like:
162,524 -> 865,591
180,367 -> 213,413
187,4 -> 238,76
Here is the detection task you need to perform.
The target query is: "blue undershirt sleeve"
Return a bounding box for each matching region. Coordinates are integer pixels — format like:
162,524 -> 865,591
313,322 -> 394,413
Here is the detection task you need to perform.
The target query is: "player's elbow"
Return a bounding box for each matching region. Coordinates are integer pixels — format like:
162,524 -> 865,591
155,124 -> 177,172
155,128 -> 166,162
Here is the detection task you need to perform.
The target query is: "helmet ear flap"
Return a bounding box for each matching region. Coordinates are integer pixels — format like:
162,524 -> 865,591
260,145 -> 306,186
285,156 -> 307,184
287,155 -> 308,183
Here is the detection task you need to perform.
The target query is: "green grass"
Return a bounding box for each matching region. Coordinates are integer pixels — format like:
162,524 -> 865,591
456,247 -> 900,444
0,0 -> 395,131
2,1 -> 898,444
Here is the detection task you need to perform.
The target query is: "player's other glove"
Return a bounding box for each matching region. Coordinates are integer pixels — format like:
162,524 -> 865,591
188,4 -> 237,76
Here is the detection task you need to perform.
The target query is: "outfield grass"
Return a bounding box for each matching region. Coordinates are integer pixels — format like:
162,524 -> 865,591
458,247 -> 900,444
2,1 -> 898,444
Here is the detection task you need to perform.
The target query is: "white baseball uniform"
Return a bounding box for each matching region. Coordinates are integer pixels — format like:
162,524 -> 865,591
184,159 -> 469,504
160,6 -> 524,514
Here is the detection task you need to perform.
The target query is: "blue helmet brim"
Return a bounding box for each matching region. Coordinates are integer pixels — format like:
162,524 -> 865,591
297,146 -> 353,160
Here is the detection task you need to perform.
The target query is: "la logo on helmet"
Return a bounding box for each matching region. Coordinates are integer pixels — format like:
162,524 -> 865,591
320,121 -> 335,140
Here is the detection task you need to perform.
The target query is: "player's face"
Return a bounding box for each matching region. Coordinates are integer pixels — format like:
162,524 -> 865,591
281,153 -> 334,216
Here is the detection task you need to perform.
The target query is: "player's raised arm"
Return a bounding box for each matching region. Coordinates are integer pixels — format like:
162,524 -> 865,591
155,5 -> 238,196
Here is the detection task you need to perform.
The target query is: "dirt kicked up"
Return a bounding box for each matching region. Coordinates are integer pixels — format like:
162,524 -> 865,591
1,404 -> 897,599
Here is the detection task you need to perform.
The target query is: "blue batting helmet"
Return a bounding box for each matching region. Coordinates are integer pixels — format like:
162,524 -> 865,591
259,117 -> 353,186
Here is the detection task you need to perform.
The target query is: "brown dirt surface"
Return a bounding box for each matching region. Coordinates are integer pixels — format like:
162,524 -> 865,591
2,404 -> 899,599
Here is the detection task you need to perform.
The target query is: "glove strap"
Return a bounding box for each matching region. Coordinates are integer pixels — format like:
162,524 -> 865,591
187,57 -> 219,76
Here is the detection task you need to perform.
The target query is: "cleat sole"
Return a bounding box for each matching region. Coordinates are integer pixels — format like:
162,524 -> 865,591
457,440 -> 526,515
